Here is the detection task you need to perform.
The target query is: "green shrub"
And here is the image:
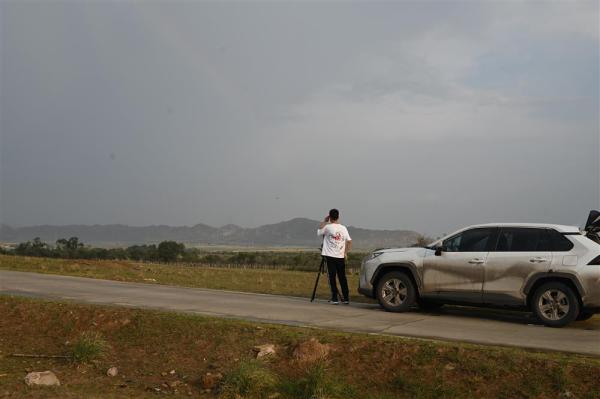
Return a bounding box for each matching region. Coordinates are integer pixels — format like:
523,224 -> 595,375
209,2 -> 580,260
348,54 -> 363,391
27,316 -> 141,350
69,331 -> 108,363
220,359 -> 278,399
300,362 -> 330,399
280,361 -> 356,399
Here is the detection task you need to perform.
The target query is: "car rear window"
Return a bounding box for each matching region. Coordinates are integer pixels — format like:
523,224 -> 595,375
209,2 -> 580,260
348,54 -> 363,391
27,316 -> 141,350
494,228 -> 574,251
547,229 -> 575,251
496,228 -> 551,251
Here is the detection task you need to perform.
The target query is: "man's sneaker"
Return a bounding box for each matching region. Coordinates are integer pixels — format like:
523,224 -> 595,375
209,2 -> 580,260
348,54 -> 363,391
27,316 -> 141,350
328,300 -> 339,305
342,300 -> 350,305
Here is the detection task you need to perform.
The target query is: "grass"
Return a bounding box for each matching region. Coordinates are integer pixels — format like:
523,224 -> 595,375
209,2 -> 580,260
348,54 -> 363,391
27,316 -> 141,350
220,359 -> 278,399
392,374 -> 449,399
279,361 -> 356,399
0,254 -> 368,302
69,331 -> 108,364
0,295 -> 599,398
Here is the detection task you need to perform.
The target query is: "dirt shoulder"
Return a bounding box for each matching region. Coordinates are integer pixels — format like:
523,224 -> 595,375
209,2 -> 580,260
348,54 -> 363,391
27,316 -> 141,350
1,295 -> 599,399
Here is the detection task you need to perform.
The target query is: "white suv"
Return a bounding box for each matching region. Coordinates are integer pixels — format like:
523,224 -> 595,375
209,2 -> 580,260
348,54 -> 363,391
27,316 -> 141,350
358,211 -> 600,327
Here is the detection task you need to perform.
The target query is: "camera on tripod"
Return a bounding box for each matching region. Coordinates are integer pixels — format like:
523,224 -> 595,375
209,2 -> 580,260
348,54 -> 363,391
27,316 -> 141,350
310,245 -> 343,302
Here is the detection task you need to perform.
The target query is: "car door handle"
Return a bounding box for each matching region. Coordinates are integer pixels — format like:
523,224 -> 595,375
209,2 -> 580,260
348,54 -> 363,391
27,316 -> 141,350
529,257 -> 549,263
468,258 -> 485,264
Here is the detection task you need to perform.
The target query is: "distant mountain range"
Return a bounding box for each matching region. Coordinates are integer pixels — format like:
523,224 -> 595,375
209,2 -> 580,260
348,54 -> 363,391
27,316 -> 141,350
0,218 -> 421,250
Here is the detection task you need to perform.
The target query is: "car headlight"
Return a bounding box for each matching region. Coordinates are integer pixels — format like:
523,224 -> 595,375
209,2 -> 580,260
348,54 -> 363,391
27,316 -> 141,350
365,251 -> 384,261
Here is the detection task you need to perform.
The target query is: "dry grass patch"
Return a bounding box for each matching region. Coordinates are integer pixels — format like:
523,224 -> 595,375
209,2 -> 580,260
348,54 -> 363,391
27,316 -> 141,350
0,295 -> 599,398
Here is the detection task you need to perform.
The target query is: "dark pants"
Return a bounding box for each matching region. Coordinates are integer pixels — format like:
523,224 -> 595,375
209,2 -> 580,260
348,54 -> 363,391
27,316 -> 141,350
325,256 -> 349,302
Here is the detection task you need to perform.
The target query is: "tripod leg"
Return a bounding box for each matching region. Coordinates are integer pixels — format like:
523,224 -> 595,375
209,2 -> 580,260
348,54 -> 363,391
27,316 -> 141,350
310,257 -> 326,302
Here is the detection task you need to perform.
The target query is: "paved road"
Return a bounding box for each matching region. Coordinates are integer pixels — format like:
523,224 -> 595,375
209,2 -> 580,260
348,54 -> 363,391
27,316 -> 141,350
1,270 -> 599,356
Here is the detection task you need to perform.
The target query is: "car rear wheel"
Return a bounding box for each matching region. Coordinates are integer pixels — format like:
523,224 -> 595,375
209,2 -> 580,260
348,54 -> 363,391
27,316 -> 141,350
532,282 -> 579,327
376,271 -> 416,313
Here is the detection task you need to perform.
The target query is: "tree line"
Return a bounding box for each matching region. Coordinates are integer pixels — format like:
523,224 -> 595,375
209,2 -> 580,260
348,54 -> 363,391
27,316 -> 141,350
0,237 -> 367,271
1,237 -> 185,262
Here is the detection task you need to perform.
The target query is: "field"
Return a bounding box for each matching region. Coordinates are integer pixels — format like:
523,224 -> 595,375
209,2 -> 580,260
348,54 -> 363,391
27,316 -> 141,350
0,255 -> 368,302
1,295 -> 599,398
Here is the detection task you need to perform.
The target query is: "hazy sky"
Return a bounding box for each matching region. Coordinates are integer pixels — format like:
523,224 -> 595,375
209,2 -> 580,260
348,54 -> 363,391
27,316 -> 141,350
1,1 -> 598,236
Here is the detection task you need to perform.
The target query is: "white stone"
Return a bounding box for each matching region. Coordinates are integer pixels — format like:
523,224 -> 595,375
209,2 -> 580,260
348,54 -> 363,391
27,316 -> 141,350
24,371 -> 60,386
254,344 -> 276,358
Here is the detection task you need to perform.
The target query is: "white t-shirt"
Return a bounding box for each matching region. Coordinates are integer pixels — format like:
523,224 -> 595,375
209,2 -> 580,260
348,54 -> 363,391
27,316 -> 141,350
317,223 -> 352,259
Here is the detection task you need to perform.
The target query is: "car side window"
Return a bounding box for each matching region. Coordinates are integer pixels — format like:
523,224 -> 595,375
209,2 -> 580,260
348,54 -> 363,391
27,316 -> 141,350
496,228 -> 551,251
444,228 -> 494,252
444,234 -> 462,252
547,229 -> 575,251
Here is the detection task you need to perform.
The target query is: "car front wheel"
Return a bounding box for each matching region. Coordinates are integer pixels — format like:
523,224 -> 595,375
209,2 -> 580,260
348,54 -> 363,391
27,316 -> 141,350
376,271 -> 416,312
532,282 -> 579,327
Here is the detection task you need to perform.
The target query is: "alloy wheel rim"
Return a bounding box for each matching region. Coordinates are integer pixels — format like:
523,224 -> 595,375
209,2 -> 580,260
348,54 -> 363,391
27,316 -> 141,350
382,278 -> 407,306
538,289 -> 570,321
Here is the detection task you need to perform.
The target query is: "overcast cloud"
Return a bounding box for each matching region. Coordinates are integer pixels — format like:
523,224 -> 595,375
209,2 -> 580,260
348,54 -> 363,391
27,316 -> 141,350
1,1 -> 598,236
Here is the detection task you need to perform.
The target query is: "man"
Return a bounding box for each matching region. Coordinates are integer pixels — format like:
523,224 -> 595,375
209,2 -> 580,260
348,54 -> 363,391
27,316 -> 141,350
317,208 -> 352,305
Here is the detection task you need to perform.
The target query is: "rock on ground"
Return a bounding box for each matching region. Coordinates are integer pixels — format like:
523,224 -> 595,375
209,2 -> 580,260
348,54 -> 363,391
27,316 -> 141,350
292,338 -> 331,363
106,367 -> 118,377
201,372 -> 223,390
24,371 -> 60,386
254,344 -> 276,358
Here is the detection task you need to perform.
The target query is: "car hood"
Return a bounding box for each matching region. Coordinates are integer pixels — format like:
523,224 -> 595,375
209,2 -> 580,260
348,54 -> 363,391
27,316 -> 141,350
376,247 -> 424,254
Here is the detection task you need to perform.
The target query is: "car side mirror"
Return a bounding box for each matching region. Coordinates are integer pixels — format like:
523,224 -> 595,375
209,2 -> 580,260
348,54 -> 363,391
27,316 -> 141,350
435,245 -> 445,256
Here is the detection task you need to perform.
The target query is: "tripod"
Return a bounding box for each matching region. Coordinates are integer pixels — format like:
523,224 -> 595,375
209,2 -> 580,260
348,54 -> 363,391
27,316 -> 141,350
310,255 -> 343,302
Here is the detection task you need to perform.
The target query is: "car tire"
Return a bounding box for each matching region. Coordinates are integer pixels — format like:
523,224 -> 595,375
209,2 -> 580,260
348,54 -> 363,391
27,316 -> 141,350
376,271 -> 416,313
532,282 -> 579,328
576,311 -> 595,321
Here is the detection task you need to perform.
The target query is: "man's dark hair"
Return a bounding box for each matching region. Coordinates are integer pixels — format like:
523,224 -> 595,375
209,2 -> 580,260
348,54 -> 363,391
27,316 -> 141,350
329,208 -> 339,221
